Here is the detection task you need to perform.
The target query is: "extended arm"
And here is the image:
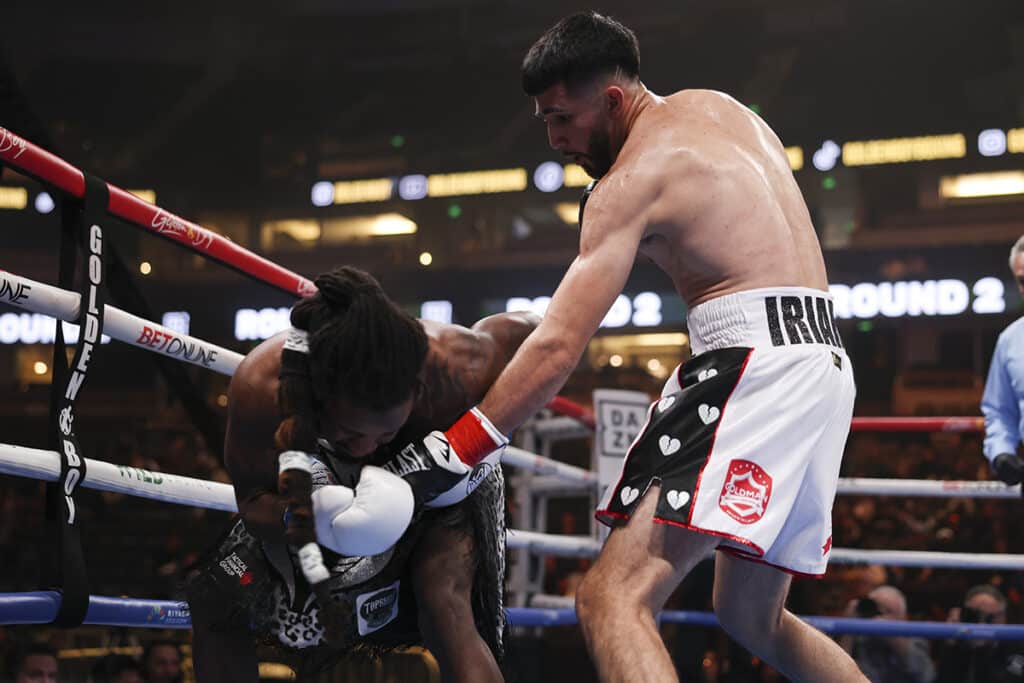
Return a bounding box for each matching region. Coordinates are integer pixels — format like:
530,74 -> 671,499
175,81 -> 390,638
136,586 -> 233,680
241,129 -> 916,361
478,214 -> 644,432
394,175 -> 660,506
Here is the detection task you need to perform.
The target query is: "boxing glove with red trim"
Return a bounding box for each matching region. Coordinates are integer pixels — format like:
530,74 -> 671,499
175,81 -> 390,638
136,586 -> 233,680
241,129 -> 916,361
385,407 -> 508,508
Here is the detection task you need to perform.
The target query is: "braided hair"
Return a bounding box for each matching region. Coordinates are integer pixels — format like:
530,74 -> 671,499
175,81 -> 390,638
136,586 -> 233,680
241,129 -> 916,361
272,267 -> 428,646
274,266 -> 429,455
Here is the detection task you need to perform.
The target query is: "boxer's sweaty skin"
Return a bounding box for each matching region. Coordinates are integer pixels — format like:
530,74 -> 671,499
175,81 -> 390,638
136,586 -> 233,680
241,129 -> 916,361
468,81 -> 867,683
192,311 -> 536,683
605,89 -> 828,306
480,87 -> 828,432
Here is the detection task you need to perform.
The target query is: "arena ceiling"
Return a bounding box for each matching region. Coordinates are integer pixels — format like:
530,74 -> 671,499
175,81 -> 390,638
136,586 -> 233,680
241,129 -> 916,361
1,0 -> 1022,205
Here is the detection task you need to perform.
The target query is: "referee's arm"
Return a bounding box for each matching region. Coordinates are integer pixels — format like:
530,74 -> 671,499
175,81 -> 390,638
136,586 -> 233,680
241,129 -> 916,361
981,332 -> 1021,465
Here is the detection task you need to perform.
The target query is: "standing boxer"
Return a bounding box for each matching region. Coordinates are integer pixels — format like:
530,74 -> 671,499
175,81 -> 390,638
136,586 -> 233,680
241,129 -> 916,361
393,13 -> 866,683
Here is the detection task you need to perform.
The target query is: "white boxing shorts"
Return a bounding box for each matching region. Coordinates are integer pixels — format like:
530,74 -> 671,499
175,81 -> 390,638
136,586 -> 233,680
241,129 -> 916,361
596,287 -> 856,576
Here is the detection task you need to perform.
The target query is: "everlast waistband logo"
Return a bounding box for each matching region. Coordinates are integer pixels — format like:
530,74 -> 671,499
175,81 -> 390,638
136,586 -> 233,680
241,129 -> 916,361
764,295 -> 844,349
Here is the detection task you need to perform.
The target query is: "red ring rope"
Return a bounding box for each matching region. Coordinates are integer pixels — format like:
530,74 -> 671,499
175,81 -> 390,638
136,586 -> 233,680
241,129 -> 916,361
849,416 -> 984,433
0,127 -> 315,298
544,396 -> 984,435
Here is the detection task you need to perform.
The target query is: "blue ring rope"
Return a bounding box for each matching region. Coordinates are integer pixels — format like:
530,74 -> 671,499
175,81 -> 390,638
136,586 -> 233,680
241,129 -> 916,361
506,607 -> 1024,640
0,592 -> 191,629
3,593 -> 1021,640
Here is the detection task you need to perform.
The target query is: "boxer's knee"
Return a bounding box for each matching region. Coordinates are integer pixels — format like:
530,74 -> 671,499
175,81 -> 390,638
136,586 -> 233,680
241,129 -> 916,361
575,566 -> 620,631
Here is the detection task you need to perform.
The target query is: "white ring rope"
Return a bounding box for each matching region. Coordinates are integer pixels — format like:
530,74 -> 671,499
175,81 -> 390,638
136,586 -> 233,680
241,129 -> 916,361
2,441 -> 1019,571
503,446 -> 598,485
511,448 -> 1019,499
3,271 -> 1014,499
0,442 -> 236,512
0,269 -> 242,376
828,548 -> 1024,570
1,268 -> 1016,570
505,529 -> 1024,570
508,448 -> 1019,498
836,477 -> 1019,498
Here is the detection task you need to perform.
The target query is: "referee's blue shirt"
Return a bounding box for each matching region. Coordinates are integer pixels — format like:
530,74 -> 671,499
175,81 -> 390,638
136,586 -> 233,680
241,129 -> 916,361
982,316 -> 1024,463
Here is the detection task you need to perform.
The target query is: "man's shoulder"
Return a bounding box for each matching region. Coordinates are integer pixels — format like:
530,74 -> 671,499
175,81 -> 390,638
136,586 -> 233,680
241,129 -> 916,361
469,310 -> 540,338
999,316 -> 1024,343
229,334 -> 284,418
666,88 -> 738,106
425,313 -> 537,368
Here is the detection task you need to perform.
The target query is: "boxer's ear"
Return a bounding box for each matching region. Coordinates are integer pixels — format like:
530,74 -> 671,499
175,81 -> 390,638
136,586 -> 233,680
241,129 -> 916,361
604,85 -> 625,115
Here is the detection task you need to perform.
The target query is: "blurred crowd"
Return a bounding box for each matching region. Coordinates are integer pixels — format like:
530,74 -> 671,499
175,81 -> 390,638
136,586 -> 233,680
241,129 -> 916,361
1,639 -> 183,683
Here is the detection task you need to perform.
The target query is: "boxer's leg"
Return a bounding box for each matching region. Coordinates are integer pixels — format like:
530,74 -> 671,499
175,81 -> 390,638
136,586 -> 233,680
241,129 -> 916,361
576,484 -> 718,683
188,595 -> 260,683
714,554 -> 867,682
412,520 -> 503,683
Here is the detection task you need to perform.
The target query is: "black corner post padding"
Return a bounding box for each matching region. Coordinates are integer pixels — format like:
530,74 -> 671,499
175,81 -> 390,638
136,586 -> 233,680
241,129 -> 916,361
45,173 -> 109,627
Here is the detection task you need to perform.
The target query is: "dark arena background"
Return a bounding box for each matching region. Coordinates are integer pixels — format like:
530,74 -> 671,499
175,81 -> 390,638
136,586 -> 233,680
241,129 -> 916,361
2,1 -> 1024,681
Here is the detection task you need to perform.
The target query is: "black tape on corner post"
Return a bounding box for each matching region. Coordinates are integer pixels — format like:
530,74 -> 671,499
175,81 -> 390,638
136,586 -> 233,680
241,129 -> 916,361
45,173 -> 109,627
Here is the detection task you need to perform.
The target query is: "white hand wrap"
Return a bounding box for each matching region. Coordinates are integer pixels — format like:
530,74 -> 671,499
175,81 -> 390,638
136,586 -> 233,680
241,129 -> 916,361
312,465 -> 415,556
297,542 -> 330,584
278,450 -> 316,474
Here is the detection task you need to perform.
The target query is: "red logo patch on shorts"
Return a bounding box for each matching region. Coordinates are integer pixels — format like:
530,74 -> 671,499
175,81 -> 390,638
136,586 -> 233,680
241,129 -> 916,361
718,459 -> 772,524
239,571 -> 254,586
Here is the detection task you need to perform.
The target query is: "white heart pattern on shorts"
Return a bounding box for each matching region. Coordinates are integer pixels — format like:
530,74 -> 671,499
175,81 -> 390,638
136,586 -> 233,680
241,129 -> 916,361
698,404 -> 720,425
697,368 -> 718,382
666,490 -> 690,510
658,435 -> 681,456
657,396 -> 676,413
619,486 -> 640,506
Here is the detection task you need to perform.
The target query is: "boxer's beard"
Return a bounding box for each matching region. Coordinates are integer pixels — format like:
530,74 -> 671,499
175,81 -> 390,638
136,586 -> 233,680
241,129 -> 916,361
584,127 -> 613,179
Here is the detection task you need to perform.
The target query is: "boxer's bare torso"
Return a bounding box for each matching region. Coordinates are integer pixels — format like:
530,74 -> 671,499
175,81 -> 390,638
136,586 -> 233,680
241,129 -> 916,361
483,87 -> 831,433
581,88 -> 828,307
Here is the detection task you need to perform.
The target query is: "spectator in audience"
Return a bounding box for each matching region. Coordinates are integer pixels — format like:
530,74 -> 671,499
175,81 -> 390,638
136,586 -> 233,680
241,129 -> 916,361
140,642 -> 181,683
4,642 -> 58,683
90,653 -> 143,683
981,235 -> 1024,489
841,585 -> 936,683
936,584 -> 1024,682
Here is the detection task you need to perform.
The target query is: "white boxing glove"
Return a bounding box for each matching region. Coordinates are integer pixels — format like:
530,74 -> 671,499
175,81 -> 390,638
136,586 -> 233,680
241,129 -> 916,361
311,465 -> 415,556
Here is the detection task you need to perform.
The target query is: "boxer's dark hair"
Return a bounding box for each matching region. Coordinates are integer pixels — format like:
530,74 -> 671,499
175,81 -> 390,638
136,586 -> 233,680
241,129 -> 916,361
274,266 -> 428,453
521,11 -> 640,96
